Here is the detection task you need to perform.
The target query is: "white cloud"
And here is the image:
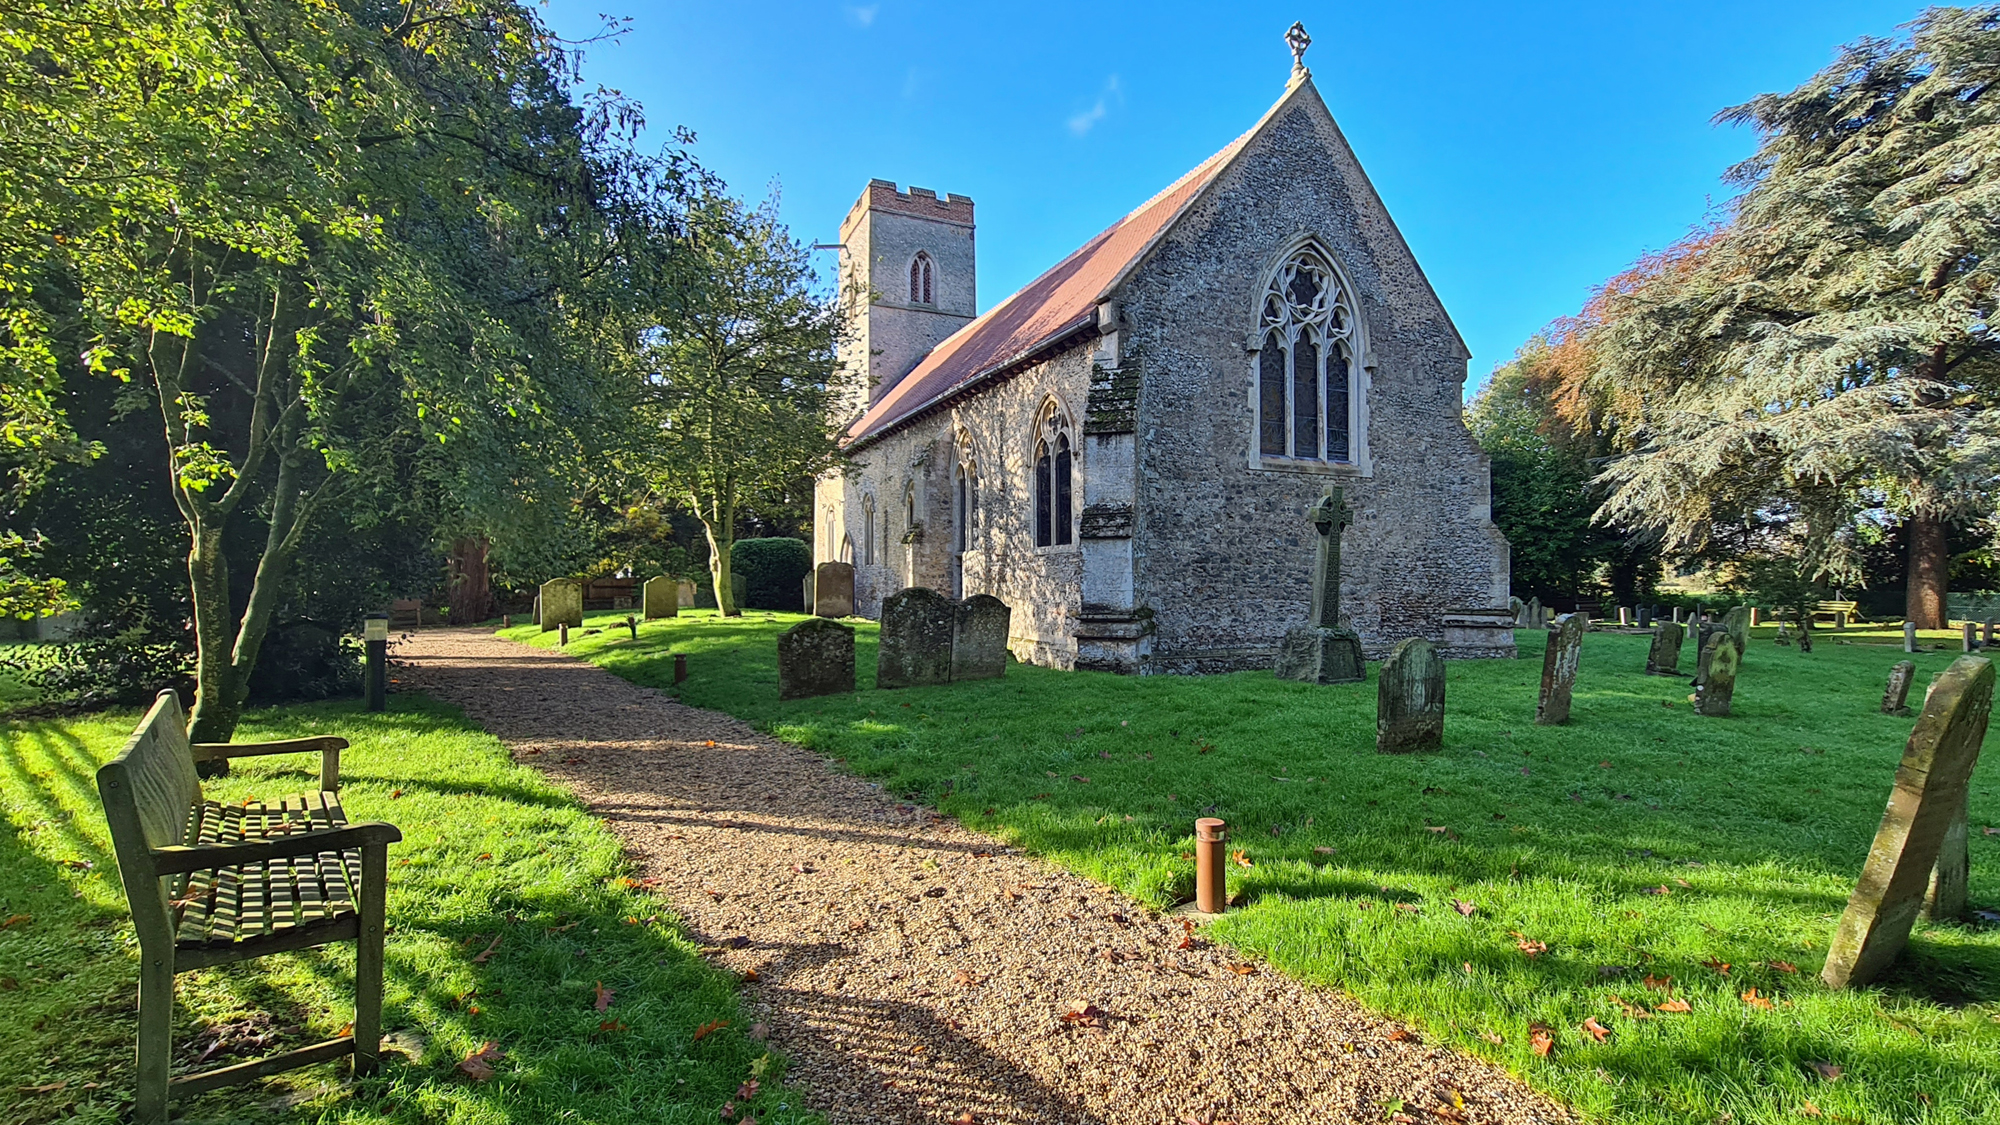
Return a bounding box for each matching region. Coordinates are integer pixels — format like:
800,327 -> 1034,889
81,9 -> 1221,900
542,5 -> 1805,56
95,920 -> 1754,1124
1067,74 -> 1122,137
846,4 -> 879,27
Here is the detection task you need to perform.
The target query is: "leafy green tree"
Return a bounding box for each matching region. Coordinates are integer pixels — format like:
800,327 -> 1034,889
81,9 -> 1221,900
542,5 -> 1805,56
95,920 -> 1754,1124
1579,6 -> 2000,627
620,193 -> 849,617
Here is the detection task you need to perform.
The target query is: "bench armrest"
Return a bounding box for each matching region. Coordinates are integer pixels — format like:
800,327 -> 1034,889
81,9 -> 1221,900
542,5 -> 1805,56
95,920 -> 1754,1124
149,821 -> 402,877
191,737 -> 348,791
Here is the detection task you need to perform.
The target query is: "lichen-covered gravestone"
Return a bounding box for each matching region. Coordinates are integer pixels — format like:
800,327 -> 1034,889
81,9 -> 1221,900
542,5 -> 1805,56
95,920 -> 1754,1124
1509,596 -> 1527,626
777,617 -> 855,701
1536,613 -> 1585,725
1645,619 -> 1683,676
952,594 -> 1011,681
1694,633 -> 1738,717
1881,660 -> 1916,716
1377,638 -> 1445,753
813,561 -> 855,618
641,576 -> 678,620
677,580 -> 696,608
1274,487 -> 1364,685
538,579 -> 582,633
878,587 -> 956,689
1722,605 -> 1751,663
1823,655 -> 1994,987
1693,623 -> 1727,687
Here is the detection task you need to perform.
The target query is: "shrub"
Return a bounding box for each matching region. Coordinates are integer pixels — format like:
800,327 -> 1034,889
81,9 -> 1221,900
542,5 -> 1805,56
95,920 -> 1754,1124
731,537 -> 811,610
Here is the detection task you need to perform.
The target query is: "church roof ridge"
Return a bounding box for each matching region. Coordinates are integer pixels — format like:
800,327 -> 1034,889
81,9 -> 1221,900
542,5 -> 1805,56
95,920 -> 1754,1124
842,75 -> 1317,450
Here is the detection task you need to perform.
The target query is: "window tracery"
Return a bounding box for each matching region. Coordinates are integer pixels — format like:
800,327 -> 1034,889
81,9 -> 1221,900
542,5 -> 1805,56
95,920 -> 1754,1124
1033,402 -> 1075,548
910,251 -> 935,305
1256,243 -> 1354,463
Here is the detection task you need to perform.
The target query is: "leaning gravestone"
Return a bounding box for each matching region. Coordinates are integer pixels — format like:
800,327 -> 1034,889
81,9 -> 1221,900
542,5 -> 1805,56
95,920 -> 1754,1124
1509,596 -> 1527,627
878,587 -> 956,689
1274,486 -> 1364,685
1646,619 -> 1683,676
1823,655 -> 1994,987
641,576 -> 679,620
1694,633 -> 1738,717
1377,637 -> 1445,753
1693,622 -> 1726,686
538,579 -> 582,633
1882,660 -> 1917,716
1926,795 -> 1971,922
813,561 -> 855,618
1535,613 -> 1585,725
1723,605 -> 1751,664
776,617 -> 855,700
952,594 -> 1011,681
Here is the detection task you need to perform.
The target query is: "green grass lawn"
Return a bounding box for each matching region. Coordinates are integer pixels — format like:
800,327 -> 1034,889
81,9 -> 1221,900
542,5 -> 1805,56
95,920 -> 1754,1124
512,610 -> 2000,1125
0,695 -> 816,1125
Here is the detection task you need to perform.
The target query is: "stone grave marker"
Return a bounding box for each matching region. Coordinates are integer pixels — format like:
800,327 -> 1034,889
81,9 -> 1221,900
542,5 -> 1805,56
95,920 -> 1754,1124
1274,486 -> 1364,685
1985,617 -> 1996,647
1646,619 -> 1684,676
878,587 -> 956,689
1509,596 -> 1527,626
1377,638 -> 1445,753
641,576 -> 679,620
814,561 -> 855,618
1526,597 -> 1542,629
1693,622 -> 1726,686
1904,621 -> 1919,654
1823,655 -> 1995,988
802,573 -> 815,612
1694,633 -> 1738,717
538,579 -> 582,633
1881,660 -> 1916,716
1926,794 -> 1971,922
777,617 -> 855,700
531,594 -> 541,626
952,594 -> 1011,681
1536,613 -> 1585,725
1964,622 -> 1978,653
1636,605 -> 1652,628
1617,606 -> 1631,626
1672,607 -> 1684,624
677,580 -> 697,608
1723,605 -> 1751,663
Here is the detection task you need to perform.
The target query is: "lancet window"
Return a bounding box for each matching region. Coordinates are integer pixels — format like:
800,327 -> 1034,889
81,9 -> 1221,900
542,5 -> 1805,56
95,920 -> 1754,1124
1256,244 -> 1354,463
1033,403 -> 1074,548
910,252 -> 935,305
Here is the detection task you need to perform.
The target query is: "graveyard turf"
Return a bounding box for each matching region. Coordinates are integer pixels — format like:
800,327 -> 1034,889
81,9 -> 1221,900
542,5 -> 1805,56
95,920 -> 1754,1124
0,695 -> 815,1125
518,610 -> 2000,1125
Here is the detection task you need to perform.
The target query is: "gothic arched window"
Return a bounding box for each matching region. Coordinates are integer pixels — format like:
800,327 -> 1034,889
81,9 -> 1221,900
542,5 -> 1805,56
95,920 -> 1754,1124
1033,404 -> 1075,548
1256,244 -> 1355,463
910,252 -> 935,305
862,499 -> 876,566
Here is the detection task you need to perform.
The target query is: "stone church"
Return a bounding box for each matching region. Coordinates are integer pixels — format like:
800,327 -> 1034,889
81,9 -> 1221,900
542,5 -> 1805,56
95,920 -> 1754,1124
813,31 -> 1514,673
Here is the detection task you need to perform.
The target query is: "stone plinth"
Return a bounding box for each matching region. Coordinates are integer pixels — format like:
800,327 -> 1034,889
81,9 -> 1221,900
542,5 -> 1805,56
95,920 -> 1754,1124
777,617 -> 855,701
1274,625 -> 1364,685
1823,655 -> 1994,987
1377,637 -> 1444,753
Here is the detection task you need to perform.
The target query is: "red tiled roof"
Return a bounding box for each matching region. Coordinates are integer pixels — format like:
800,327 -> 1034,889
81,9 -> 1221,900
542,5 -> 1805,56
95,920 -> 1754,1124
844,124 -> 1260,447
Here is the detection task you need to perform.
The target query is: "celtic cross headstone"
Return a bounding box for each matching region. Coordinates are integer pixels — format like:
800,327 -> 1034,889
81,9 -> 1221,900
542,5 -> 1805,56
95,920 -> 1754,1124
1274,486 -> 1364,685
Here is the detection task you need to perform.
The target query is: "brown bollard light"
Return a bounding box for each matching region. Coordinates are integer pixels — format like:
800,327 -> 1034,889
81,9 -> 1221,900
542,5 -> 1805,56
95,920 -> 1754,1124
1195,818 -> 1228,914
559,623 -> 569,647
627,615 -> 639,641
674,652 -> 688,684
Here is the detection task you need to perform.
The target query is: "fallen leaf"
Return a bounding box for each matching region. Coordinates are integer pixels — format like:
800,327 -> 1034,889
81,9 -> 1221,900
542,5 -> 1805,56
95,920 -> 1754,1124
1479,1031 -> 1504,1045
1771,961 -> 1799,974
1386,1026 -> 1419,1042
1741,988 -> 1774,1010
1655,999 -> 1692,1014
1515,937 -> 1548,958
953,1114 -> 976,1125
17,1081 -> 65,1094
472,935 -> 502,963
0,914 -> 29,929
1800,1102 -> 1822,1118
1060,1001 -> 1105,1027
457,1041 -> 503,1081
1452,899 -> 1477,917
742,968 -> 760,982
1609,995 -> 1653,1020
0,977 -> 15,990
953,970 -> 984,987
1581,1017 -> 1611,1042
1227,964 -> 1257,976
390,789 -> 404,799
593,982 -> 614,1012
1808,1061 -> 1843,1081
1642,973 -> 1673,992
1702,958 -> 1731,976
738,1079 -> 761,1100
1313,846 -> 1336,855
1643,885 -> 1672,896
1176,919 -> 1194,951
1530,1024 -> 1554,1056
693,1019 -> 729,1042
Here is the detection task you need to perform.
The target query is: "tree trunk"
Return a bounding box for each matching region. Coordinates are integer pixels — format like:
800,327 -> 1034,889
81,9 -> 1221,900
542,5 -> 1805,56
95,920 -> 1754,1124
185,523 -> 244,748
701,518 -> 740,617
448,537 -> 493,624
1906,514 -> 1949,630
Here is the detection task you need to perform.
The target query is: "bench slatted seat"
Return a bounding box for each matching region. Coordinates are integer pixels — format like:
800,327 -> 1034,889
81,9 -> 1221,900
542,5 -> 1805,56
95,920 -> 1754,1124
1809,599 -> 1862,624
97,690 -> 400,1123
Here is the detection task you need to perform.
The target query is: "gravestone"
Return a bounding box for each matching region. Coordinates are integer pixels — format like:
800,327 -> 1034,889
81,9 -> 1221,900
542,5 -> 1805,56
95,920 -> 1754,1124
1645,619 -> 1684,676
1723,606 -> 1751,664
1822,655 -> 1995,988
1535,613 -> 1585,725
1526,597 -> 1543,629
1636,606 -> 1652,628
532,594 -> 541,627
1926,797 -> 1970,922
952,594 -> 1011,681
1986,617 -> 1996,647
1377,637 -> 1445,753
1273,486 -> 1364,685
1835,610 -> 1848,631
1694,622 -> 1726,686
1904,621 -> 1919,654
878,587 -> 956,689
776,617 -> 855,701
1617,606 -> 1631,627
1694,633 -> 1738,717
677,580 -> 697,608
813,561 -> 855,618
1881,660 -> 1916,716
641,576 -> 679,620
1749,606 -> 1761,627
1509,596 -> 1527,626
1964,622 -> 1978,653
1672,607 -> 1684,625
538,579 -> 582,633
802,573 -> 815,612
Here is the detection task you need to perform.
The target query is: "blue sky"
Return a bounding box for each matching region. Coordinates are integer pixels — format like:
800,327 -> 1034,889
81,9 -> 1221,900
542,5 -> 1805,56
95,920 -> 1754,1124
541,0 -> 1929,391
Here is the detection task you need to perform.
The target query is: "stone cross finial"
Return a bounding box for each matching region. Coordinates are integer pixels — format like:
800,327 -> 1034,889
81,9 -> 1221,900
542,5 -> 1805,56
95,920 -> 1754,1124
1286,21 -> 1312,79
1306,485 -> 1353,630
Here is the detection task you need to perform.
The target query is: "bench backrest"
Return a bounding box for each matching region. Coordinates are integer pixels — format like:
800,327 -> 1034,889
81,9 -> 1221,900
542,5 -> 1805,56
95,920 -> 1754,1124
97,690 -> 200,952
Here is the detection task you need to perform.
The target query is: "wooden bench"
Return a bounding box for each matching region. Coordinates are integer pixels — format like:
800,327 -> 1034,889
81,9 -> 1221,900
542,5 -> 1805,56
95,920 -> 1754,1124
1810,599 -> 1862,625
96,690 -> 401,1123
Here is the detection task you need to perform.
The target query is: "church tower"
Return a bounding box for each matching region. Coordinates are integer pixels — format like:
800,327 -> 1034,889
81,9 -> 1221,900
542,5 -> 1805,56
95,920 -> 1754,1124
836,180 -> 976,414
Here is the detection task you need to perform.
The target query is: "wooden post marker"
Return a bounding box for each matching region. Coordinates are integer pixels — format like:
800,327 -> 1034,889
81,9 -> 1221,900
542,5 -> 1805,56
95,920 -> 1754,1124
1822,655 -> 1994,988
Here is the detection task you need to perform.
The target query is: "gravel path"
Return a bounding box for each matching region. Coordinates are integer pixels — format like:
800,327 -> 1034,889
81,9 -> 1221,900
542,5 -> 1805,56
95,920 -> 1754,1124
396,628 -> 1572,1125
